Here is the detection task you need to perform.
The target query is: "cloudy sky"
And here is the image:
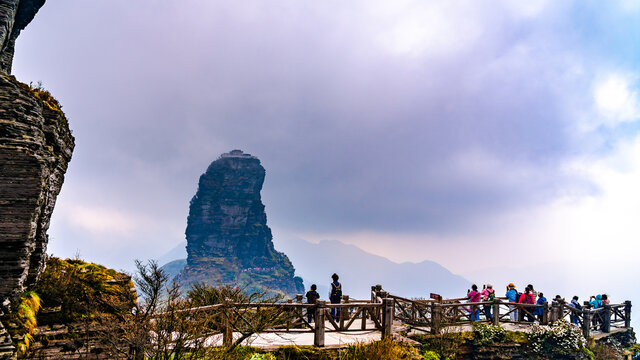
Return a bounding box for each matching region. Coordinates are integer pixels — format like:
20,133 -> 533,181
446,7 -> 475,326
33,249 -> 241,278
11,1 -> 640,299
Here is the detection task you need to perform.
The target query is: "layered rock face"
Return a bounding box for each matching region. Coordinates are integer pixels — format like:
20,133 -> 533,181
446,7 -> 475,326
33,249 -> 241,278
177,150 -> 304,296
0,74 -> 73,308
0,0 -> 73,312
0,0 -> 46,74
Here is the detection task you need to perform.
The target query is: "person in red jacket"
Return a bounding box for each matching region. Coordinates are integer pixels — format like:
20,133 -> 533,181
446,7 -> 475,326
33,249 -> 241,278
518,287 -> 536,322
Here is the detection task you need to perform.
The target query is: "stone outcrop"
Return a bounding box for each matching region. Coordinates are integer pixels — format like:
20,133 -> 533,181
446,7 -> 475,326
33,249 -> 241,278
0,0 -> 46,74
177,150 -> 304,296
0,2 -> 74,357
0,74 -> 73,310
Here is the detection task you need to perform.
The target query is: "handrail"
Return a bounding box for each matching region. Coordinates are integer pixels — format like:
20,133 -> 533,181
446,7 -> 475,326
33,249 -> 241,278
160,287 -> 631,347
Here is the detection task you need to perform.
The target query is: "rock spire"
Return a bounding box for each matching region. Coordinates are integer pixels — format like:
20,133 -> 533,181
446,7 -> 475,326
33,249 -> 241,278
177,150 -> 303,296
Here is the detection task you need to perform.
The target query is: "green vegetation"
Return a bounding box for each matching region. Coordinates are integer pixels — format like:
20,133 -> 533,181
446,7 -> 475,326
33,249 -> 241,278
5,291 -> 42,355
21,257 -> 636,359
342,338 -> 422,360
472,322 -> 507,345
35,257 -> 136,324
28,80 -> 63,113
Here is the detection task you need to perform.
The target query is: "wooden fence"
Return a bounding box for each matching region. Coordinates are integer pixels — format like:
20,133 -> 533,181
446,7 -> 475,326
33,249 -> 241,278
197,295 -> 395,347
170,285 -> 631,347
370,285 -> 631,338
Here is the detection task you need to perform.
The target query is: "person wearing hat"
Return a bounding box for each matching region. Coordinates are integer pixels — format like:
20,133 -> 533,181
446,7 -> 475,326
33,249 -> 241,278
506,283 -> 519,321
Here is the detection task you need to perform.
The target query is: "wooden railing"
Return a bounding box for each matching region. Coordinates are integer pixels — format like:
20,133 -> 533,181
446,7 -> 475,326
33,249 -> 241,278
370,286 -> 632,338
197,295 -> 394,347
168,286 -> 631,347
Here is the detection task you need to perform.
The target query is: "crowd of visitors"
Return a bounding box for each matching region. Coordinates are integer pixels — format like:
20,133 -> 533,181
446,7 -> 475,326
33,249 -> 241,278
305,276 -> 612,327
466,283 -> 611,325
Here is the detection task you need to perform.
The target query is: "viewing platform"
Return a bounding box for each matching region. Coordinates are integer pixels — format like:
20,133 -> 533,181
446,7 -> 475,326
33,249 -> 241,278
178,285 -> 633,348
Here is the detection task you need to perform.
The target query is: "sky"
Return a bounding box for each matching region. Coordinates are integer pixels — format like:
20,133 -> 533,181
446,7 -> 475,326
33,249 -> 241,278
10,1 -> 640,304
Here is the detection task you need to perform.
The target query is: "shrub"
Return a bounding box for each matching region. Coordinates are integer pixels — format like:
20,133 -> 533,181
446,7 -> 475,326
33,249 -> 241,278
526,320 -> 588,358
341,338 -> 422,360
6,291 -> 42,355
250,353 -> 276,360
34,257 -> 136,323
421,350 -> 441,360
472,323 -> 507,345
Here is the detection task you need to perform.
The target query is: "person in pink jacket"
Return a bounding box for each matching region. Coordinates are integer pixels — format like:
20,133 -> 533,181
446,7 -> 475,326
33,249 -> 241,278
481,284 -> 496,320
467,284 -> 482,320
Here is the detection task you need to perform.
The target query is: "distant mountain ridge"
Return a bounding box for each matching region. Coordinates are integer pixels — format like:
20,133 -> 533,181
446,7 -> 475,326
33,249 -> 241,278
159,238 -> 469,300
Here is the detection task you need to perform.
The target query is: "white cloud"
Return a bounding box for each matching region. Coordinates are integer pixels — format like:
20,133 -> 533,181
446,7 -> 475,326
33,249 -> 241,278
56,204 -> 150,237
618,0 -> 640,12
594,73 -> 640,126
501,0 -> 551,18
367,1 -> 483,57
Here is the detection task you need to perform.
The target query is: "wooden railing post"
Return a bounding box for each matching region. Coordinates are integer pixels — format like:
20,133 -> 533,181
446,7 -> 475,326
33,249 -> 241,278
582,308 -> 591,338
542,301 -> 549,325
431,303 -> 442,335
382,298 -> 394,338
361,304 -> 367,330
492,300 -> 500,326
518,302 -> 523,322
340,295 -> 349,330
314,300 -> 326,347
378,291 -> 388,319
602,305 -> 611,333
625,301 -> 632,328
296,294 -> 303,327
222,306 -> 232,347
550,301 -> 559,324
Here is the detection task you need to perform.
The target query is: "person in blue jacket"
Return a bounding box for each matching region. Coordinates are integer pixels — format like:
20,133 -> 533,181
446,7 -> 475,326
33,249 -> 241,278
534,292 -> 547,322
506,283 -> 518,321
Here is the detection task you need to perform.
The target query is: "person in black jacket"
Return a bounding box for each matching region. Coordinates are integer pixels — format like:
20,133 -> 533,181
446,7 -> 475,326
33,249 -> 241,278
305,284 -> 320,323
330,273 -> 342,320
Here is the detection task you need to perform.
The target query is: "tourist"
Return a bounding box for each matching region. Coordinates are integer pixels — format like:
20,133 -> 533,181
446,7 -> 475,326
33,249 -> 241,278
534,292 -> 547,323
569,296 -> 582,325
590,295 -> 602,309
329,273 -> 342,320
481,284 -> 495,320
467,284 -> 482,321
305,284 -> 320,323
602,294 -> 610,306
506,283 -> 518,321
518,287 -> 536,322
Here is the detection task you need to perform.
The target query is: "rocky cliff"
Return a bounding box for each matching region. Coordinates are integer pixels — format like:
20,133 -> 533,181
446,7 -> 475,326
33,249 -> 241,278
0,0 -> 45,74
176,150 -> 304,296
0,1 -> 74,358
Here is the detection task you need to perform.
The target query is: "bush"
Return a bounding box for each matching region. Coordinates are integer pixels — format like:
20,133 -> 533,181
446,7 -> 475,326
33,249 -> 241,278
473,323 -> 507,345
250,353 -> 276,360
6,291 -> 42,355
341,338 -> 422,360
34,257 -> 136,323
526,320 -> 588,358
421,350 -> 441,360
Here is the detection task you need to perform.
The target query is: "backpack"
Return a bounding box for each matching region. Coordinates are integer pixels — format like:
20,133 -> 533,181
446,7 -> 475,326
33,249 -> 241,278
306,291 -> 319,304
523,294 -> 534,304
487,291 -> 495,301
515,291 -> 522,302
330,282 -> 342,298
